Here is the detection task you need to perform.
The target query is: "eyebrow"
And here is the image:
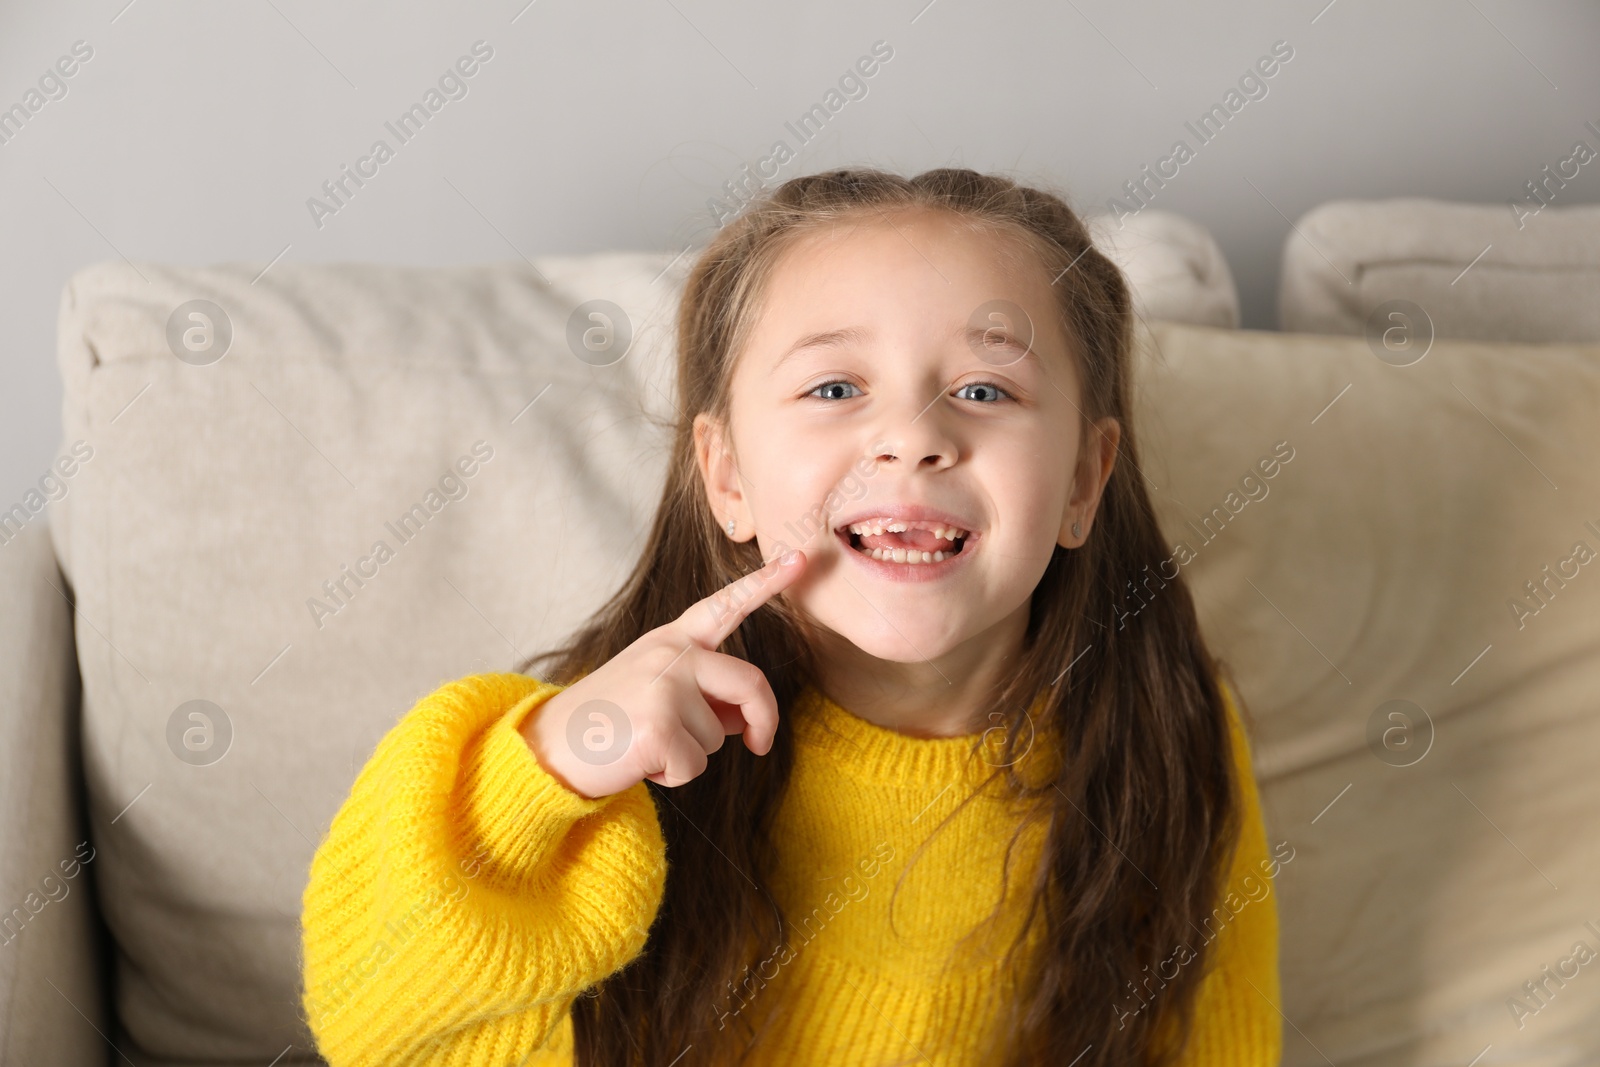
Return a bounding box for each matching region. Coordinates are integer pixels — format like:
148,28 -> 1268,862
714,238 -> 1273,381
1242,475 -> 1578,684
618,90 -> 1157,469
769,322 -> 1036,376
770,326 -> 873,375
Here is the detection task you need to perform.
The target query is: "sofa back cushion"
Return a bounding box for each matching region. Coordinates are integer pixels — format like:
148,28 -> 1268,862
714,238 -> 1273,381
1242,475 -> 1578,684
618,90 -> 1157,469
1278,197 -> 1600,343
53,255 -> 685,1062
1132,320 -> 1600,1065
1089,208 -> 1241,329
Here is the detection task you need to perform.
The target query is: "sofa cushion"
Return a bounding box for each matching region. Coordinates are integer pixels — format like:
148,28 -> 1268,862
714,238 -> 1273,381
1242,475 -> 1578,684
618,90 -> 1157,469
52,255 -> 687,1064
1278,197 -> 1600,342
1088,208 -> 1241,329
1133,320 -> 1600,1066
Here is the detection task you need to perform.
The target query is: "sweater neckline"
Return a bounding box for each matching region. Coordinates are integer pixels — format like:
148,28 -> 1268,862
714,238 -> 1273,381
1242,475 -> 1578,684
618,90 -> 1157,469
790,683 -> 1057,789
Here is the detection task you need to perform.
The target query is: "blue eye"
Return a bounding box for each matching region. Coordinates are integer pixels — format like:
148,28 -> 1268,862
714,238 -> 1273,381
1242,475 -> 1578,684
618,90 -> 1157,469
955,381 -> 1012,403
810,380 -> 861,401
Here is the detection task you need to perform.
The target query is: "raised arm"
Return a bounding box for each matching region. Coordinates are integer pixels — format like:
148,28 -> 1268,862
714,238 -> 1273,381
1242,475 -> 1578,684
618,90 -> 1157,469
300,671 -> 667,1066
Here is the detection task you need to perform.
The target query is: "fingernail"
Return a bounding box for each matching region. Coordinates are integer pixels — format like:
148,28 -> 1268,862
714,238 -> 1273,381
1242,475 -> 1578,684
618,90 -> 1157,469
780,549 -> 800,565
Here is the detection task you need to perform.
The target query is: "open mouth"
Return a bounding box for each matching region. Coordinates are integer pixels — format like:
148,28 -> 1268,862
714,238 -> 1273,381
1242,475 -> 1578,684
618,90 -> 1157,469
835,522 -> 972,566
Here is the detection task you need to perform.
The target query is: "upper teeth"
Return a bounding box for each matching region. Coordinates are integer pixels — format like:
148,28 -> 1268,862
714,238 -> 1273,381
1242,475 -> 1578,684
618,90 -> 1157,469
845,520 -> 968,540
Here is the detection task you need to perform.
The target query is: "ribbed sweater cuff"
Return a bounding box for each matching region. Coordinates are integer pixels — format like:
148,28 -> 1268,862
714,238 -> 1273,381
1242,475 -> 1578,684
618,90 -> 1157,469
457,682 -> 623,886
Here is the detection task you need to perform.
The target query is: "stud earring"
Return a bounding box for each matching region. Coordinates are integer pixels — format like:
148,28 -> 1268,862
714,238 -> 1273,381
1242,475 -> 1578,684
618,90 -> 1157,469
1072,521 -> 1082,538
727,518 -> 737,538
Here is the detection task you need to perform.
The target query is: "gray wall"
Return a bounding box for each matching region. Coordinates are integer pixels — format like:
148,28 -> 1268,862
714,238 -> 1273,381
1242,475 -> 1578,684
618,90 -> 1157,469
3,0 -> 1598,507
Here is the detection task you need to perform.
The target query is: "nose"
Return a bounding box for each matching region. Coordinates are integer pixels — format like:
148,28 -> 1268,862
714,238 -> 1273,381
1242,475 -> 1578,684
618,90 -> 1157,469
868,393 -> 959,472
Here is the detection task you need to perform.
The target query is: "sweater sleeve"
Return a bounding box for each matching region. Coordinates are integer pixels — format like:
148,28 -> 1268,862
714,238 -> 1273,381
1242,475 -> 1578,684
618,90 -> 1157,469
299,671 -> 667,1066
1171,677 -> 1285,1066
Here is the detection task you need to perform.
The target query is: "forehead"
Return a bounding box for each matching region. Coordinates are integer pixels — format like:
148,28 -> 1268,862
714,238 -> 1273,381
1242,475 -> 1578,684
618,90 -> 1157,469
740,208 -> 1072,366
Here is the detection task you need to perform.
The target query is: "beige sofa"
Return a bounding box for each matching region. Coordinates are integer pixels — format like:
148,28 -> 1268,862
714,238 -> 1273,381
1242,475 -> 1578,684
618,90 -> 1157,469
4,201 -> 1599,1066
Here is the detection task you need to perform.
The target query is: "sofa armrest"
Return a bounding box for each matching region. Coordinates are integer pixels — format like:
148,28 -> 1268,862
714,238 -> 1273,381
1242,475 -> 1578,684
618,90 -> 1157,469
0,518 -> 108,1067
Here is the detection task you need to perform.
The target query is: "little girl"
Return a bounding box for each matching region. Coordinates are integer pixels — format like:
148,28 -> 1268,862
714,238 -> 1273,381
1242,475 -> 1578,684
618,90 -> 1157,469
300,167 -> 1283,1066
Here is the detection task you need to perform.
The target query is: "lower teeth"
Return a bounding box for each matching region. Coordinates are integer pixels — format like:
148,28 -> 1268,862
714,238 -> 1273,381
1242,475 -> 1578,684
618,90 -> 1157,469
851,540 -> 961,564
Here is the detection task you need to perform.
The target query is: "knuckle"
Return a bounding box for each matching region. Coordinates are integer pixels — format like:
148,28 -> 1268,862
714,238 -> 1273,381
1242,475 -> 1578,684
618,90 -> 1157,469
740,660 -> 770,693
736,664 -> 774,712
639,639 -> 692,679
633,713 -> 672,754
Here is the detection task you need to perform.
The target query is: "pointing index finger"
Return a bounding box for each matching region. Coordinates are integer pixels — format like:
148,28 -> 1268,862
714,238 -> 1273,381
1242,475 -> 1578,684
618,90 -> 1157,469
678,548 -> 805,649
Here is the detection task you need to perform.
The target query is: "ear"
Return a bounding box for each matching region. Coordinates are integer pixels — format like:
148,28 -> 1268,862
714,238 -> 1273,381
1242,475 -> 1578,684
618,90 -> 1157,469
694,411 -> 750,537
1060,416 -> 1121,548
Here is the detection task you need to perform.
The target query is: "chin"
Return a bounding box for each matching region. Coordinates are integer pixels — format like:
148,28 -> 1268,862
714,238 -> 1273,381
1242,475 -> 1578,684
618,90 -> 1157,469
808,603 -> 967,663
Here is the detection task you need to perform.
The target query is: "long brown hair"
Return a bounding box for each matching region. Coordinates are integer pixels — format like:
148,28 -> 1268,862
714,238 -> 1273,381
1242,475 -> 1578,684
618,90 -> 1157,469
514,167 -> 1241,1066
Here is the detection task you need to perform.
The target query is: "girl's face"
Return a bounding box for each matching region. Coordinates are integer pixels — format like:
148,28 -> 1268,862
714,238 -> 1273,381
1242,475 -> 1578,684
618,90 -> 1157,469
695,207 -> 1119,665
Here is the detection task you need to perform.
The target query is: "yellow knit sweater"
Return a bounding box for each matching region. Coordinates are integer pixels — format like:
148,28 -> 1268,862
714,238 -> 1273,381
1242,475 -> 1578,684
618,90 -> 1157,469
300,672 -> 1282,1065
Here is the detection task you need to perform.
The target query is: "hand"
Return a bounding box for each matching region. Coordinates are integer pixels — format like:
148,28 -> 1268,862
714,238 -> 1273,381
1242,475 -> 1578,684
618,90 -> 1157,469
522,548 -> 807,798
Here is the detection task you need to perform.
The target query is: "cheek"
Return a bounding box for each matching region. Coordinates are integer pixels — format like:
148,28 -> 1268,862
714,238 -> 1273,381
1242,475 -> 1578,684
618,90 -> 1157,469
746,432 -> 846,543
986,436 -> 1073,533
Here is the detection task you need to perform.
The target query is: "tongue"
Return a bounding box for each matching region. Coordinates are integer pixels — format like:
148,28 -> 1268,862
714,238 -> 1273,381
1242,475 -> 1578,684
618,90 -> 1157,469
860,528 -> 949,553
